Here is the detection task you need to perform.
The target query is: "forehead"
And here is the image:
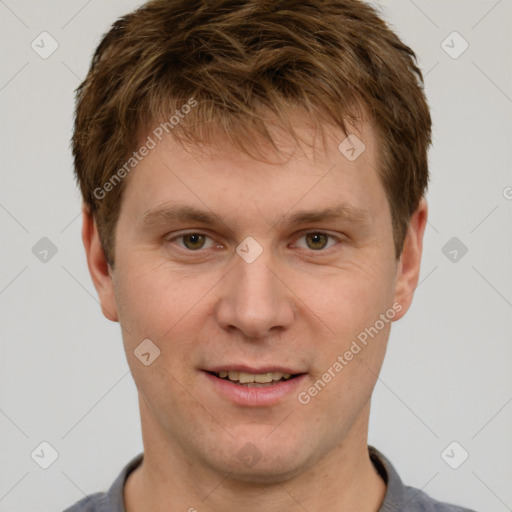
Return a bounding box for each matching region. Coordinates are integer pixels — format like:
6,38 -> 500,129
118,114 -> 386,229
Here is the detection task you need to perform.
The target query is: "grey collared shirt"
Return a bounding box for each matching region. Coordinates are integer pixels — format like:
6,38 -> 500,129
63,446 -> 476,512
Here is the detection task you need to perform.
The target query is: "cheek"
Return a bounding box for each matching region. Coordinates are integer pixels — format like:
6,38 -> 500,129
112,261 -> 225,374
304,262 -> 396,342
114,260 -> 198,333
113,268 -> 207,405
298,259 -> 396,408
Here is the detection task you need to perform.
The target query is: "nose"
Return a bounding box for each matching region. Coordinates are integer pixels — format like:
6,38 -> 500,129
214,251 -> 295,339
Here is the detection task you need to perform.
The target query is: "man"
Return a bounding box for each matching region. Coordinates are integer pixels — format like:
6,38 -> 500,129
65,0 -> 476,511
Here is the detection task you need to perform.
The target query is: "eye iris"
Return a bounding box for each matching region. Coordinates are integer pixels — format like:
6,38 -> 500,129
183,234 -> 205,250
306,233 -> 328,250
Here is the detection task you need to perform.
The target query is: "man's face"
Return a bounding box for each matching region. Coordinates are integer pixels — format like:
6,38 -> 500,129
87,116 -> 422,482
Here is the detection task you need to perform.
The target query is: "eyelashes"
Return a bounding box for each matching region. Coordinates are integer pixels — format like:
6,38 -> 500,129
167,231 -> 342,253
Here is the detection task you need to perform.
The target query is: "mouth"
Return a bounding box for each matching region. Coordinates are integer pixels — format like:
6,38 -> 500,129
203,367 -> 307,406
207,370 -> 299,387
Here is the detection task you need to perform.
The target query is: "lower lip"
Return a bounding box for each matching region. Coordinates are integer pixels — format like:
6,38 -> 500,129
203,371 -> 307,407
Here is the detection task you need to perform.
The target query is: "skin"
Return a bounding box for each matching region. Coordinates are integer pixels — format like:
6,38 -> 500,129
83,114 -> 427,512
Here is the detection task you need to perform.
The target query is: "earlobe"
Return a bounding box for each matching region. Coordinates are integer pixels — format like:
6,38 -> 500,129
392,199 -> 428,321
81,207 -> 119,322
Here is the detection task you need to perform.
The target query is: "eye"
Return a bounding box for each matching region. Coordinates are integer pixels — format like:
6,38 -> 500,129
293,232 -> 338,251
171,233 -> 217,251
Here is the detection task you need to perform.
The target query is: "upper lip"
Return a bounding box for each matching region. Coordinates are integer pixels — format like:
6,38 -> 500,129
205,365 -> 305,375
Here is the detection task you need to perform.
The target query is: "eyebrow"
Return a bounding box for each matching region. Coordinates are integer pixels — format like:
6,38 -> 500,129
285,204 -> 370,226
139,203 -> 371,231
140,204 -> 224,230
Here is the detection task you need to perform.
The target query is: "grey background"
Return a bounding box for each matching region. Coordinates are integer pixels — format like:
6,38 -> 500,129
0,0 -> 511,510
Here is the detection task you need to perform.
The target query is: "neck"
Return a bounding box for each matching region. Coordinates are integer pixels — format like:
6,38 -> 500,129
124,399 -> 386,512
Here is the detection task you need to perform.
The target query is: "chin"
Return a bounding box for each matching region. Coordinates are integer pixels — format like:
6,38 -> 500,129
225,462 -> 305,485
228,469 -> 295,485
208,444 -> 314,484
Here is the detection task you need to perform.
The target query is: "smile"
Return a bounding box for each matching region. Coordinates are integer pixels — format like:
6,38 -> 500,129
212,370 -> 294,386
203,369 -> 306,406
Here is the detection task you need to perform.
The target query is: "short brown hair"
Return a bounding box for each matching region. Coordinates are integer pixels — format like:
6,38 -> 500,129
72,0 -> 431,265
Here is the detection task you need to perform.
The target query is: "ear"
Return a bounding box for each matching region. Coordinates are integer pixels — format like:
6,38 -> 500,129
392,198 -> 428,321
81,207 -> 119,322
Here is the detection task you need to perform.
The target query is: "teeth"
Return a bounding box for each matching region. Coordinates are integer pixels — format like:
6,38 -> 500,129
254,373 -> 273,383
239,372 -> 255,383
220,371 -> 293,383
